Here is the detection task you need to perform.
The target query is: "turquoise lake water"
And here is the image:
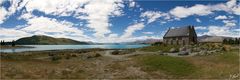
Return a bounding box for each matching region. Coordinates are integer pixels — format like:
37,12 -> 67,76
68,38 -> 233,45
0,44 -> 150,53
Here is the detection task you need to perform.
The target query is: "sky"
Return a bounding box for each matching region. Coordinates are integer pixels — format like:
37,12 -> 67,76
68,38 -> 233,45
0,0 -> 239,43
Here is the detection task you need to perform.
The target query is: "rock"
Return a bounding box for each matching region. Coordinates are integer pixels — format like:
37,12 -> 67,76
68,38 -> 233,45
198,50 -> 207,56
179,47 -> 187,51
111,50 -> 133,55
192,47 -> 201,52
95,53 -> 101,57
86,52 -> 101,59
178,51 -> 189,55
169,48 -> 177,53
186,49 -> 192,53
222,45 -> 231,51
111,50 -> 120,55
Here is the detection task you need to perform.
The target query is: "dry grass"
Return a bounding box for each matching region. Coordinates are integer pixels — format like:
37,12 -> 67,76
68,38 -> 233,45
184,49 -> 239,79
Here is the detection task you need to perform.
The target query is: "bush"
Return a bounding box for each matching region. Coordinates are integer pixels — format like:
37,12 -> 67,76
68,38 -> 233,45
112,50 -> 120,55
152,42 -> 163,46
95,53 -> 101,57
51,56 -> 62,61
222,45 -> 231,51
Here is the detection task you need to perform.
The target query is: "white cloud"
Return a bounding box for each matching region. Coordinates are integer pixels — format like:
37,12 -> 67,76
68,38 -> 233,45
170,0 -> 240,19
19,16 -> 91,41
129,0 -> 135,8
170,4 -> 212,18
22,0 -> 125,38
18,12 -> 35,20
1,0 -> 239,43
0,7 -> 7,24
0,28 -> 31,41
82,0 -> 124,38
222,20 -> 236,27
141,11 -> 171,24
24,0 -> 90,16
195,26 -> 207,30
0,0 -> 127,42
214,15 -> 236,27
143,32 -> 154,35
121,23 -> 145,38
215,15 -> 227,20
196,18 -> 201,23
202,26 -> 240,37
21,16 -> 83,34
0,0 -> 23,24
232,5 -> 240,15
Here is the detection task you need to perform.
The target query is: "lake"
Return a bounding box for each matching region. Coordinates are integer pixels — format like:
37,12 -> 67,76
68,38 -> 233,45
0,44 -> 150,53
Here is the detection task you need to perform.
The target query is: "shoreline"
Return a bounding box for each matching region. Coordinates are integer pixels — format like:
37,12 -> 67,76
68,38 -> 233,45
0,48 -> 138,54
0,45 -> 34,49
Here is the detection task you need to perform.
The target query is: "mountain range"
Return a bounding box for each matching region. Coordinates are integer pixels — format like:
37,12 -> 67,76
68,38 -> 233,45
197,35 -> 235,43
8,35 -> 239,45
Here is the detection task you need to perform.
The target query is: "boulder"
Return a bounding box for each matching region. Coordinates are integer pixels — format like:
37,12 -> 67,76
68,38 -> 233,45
222,45 -> 231,51
186,49 -> 192,53
111,50 -> 120,55
111,50 -> 133,55
86,52 -> 101,58
179,47 -> 187,51
178,51 -> 189,55
192,47 -> 201,52
169,48 -> 177,53
198,50 -> 207,56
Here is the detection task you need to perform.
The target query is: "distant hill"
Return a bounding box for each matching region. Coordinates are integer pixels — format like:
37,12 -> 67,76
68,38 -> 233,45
15,35 -> 89,45
198,35 -> 234,43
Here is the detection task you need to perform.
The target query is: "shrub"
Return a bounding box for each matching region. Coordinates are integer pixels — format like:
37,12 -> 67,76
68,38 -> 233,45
71,54 -> 77,57
112,50 -> 120,55
95,53 -> 101,57
222,45 -> 231,51
51,56 -> 62,61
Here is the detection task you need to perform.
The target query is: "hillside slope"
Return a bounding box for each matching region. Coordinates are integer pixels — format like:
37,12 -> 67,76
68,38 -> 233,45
15,35 -> 89,45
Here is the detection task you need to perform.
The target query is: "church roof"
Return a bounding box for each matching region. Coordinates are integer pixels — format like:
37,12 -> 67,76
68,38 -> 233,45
164,26 -> 193,38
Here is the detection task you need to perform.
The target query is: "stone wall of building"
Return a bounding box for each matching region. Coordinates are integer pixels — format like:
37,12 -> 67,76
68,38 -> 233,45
163,37 -> 190,45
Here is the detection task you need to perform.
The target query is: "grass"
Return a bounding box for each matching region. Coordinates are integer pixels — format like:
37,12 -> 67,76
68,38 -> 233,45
216,49 -> 239,64
140,45 -> 180,52
134,49 -> 239,78
1,47 -> 239,79
184,49 -> 239,79
136,55 -> 196,76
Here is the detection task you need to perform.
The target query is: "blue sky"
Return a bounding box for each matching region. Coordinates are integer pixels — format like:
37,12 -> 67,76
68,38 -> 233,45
0,0 -> 239,43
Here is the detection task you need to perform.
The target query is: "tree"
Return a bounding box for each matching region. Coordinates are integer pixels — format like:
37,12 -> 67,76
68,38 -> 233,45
234,38 -> 239,44
12,40 -> 15,47
228,39 -> 234,44
2,40 -> 5,45
236,38 -> 240,44
223,39 -> 228,44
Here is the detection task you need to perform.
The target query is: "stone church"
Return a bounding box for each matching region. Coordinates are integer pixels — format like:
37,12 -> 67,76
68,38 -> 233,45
163,25 -> 197,45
